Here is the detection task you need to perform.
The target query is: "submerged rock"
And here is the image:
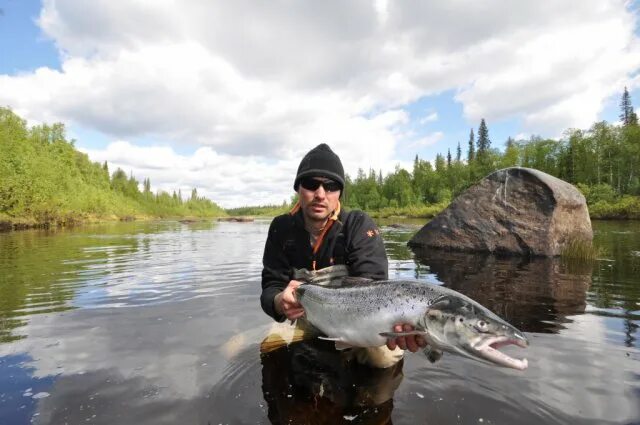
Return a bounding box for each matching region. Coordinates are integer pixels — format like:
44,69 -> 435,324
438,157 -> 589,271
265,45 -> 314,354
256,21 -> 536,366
408,167 -> 592,256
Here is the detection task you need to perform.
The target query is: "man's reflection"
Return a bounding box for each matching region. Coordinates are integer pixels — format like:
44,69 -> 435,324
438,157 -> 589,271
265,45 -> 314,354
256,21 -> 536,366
261,337 -> 403,425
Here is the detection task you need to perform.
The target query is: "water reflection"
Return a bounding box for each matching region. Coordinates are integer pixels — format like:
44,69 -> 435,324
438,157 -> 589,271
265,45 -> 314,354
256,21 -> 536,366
0,220 -> 235,342
411,248 -> 592,333
0,220 -> 638,424
260,339 -> 402,424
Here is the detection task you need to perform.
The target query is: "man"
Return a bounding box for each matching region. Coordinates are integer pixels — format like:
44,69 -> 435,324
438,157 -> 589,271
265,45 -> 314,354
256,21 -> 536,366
260,143 -> 425,366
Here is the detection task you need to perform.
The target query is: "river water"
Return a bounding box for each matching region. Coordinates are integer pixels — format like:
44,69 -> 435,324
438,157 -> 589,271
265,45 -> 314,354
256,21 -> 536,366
0,219 -> 638,425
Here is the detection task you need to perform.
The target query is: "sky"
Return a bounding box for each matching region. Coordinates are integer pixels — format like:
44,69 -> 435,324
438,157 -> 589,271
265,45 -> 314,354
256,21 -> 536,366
1,0 -> 640,208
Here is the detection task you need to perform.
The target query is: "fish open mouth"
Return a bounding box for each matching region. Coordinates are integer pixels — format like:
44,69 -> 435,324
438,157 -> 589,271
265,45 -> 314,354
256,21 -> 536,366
475,335 -> 529,370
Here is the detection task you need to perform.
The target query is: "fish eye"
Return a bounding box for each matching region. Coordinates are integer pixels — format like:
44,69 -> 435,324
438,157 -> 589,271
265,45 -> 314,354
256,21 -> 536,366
475,320 -> 489,332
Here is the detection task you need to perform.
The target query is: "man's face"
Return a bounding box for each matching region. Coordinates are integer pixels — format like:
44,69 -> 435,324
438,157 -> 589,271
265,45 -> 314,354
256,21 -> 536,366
298,177 -> 341,223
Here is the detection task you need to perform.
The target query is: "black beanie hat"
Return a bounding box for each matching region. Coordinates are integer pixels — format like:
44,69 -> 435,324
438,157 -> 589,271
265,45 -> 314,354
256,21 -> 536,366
293,143 -> 345,191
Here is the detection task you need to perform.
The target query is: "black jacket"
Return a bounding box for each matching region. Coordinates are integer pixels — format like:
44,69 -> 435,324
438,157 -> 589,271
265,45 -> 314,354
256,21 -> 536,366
261,208 -> 388,322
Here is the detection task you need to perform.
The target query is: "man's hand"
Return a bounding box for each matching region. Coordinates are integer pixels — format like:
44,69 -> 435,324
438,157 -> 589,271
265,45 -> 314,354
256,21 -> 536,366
386,323 -> 427,352
274,280 -> 305,320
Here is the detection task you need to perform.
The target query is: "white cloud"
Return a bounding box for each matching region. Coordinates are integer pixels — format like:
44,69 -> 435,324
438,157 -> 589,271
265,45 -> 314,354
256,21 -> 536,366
80,138 -> 407,208
407,132 -> 445,148
455,14 -> 640,135
80,142 -> 298,207
419,112 -> 438,124
1,0 -> 639,205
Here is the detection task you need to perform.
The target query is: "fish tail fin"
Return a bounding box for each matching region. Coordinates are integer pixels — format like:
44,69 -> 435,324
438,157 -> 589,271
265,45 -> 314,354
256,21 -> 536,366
259,321 -> 311,353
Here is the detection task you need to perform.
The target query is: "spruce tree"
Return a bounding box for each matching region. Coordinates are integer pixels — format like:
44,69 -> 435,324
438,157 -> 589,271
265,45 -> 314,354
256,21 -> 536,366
456,142 -> 461,162
447,149 -> 452,167
467,128 -> 475,162
620,86 -> 634,126
477,119 -> 490,153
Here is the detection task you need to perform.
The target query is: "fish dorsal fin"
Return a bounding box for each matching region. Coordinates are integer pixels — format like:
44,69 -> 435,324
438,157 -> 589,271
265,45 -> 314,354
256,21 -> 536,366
293,265 -> 350,285
340,276 -> 373,286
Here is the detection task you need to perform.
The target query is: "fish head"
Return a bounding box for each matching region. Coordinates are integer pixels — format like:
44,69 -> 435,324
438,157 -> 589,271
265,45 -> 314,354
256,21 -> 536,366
418,295 -> 529,370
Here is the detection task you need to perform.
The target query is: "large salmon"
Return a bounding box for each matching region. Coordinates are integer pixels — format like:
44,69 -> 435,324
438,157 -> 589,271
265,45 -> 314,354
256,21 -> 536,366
294,266 -> 529,370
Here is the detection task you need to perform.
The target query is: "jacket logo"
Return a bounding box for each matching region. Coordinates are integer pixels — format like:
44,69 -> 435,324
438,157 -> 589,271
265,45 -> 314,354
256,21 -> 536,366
366,229 -> 379,237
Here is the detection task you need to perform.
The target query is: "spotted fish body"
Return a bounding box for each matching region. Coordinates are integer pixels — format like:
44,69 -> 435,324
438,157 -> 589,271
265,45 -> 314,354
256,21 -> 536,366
298,279 -> 446,347
294,266 -> 529,370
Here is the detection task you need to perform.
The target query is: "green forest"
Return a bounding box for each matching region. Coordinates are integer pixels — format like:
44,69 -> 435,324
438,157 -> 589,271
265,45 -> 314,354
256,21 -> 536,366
3,88 -> 640,228
231,88 -> 640,219
0,107 -> 225,228
343,88 -> 640,219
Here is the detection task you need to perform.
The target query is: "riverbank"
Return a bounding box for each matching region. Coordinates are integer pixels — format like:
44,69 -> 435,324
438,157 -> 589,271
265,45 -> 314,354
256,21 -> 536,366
367,197 -> 640,220
588,196 -> 640,219
0,212 -> 227,232
1,108 -> 227,232
224,196 -> 640,221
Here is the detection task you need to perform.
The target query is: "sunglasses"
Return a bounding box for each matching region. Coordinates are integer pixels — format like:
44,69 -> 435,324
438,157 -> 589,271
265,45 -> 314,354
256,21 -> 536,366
299,177 -> 342,193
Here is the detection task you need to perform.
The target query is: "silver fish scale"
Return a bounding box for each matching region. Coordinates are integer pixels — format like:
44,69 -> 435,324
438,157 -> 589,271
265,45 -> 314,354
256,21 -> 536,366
298,280 -> 447,347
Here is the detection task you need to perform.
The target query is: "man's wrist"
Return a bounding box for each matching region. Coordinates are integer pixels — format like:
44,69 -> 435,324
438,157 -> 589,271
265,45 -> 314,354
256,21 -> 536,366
273,292 -> 283,315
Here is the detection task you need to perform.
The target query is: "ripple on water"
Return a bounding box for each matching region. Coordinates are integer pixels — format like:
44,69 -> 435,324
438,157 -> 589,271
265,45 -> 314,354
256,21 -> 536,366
0,222 -> 266,318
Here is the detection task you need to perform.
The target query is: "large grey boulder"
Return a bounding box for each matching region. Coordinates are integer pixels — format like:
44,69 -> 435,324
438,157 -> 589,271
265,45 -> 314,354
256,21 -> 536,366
408,167 -> 592,256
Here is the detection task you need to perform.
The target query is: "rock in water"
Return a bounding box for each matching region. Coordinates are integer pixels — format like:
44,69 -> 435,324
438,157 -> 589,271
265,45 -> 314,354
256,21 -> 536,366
408,167 -> 592,256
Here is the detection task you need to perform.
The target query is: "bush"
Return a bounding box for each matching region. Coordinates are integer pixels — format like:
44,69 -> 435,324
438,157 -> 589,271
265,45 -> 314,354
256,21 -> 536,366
589,196 -> 640,219
577,183 -> 618,204
368,202 -> 448,218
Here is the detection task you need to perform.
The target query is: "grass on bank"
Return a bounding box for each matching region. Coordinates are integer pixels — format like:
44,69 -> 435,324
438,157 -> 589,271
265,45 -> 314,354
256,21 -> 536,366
225,195 -> 640,221
224,202 -> 448,219
560,237 -> 601,261
225,204 -> 291,217
588,196 -> 640,219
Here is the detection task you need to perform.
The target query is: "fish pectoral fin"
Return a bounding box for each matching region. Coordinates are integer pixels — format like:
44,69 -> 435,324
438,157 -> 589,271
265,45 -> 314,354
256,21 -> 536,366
317,336 -> 353,351
379,331 -> 428,338
318,336 -> 342,341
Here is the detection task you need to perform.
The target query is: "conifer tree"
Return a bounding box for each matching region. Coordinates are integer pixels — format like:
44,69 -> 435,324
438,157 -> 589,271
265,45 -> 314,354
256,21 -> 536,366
143,178 -> 151,194
447,149 -> 452,167
467,128 -> 475,162
456,142 -> 461,162
620,86 -> 635,126
477,119 -> 490,153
